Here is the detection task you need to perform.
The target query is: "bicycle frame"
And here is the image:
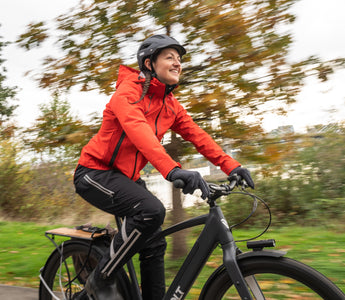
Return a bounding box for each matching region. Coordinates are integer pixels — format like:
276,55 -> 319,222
124,201 -> 253,300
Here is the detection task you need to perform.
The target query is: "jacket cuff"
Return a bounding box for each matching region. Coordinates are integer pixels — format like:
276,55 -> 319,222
166,166 -> 181,181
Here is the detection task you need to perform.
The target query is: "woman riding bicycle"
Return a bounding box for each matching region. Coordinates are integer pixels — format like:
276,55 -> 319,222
73,34 -> 254,300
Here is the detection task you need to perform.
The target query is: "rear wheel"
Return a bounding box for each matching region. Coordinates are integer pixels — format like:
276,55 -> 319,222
200,256 -> 345,299
39,240 -> 131,299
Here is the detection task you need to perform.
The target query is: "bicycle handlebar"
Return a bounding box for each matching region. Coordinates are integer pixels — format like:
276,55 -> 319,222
173,179 -> 238,198
173,179 -> 271,241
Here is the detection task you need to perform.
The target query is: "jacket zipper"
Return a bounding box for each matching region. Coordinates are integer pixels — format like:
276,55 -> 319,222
132,94 -> 165,179
130,150 -> 140,180
109,130 -> 126,167
155,95 -> 166,136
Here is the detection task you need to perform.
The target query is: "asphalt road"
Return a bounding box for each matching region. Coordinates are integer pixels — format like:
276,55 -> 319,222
0,284 -> 38,300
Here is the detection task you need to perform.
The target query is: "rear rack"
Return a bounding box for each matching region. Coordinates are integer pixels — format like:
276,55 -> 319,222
45,227 -> 108,241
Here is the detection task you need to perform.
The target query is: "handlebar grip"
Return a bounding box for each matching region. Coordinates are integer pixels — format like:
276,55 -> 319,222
173,179 -> 185,189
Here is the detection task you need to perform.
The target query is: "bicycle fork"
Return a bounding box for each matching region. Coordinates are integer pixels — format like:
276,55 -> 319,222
222,241 -> 255,300
215,206 -> 255,300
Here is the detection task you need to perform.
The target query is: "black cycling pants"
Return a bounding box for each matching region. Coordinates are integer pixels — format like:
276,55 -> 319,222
74,164 -> 166,300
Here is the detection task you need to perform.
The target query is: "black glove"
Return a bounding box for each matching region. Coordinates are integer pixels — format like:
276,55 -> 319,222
167,168 -> 210,199
228,166 -> 255,189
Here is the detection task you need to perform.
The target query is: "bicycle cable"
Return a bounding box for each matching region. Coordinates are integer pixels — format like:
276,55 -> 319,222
228,188 -> 272,243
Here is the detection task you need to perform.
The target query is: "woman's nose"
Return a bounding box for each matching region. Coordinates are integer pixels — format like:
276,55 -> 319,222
173,58 -> 181,66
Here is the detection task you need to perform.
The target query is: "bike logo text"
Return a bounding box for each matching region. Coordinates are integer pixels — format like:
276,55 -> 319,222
171,286 -> 185,300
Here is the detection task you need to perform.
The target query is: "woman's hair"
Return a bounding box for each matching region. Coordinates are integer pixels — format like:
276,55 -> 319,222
137,53 -> 159,103
138,69 -> 152,103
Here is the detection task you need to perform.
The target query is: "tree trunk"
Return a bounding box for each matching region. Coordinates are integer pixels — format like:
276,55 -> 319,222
165,131 -> 188,258
171,182 -> 187,258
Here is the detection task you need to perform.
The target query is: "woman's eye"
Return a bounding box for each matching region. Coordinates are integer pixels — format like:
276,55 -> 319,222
166,56 -> 181,62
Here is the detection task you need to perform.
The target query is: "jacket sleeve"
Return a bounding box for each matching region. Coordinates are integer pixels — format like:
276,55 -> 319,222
171,102 -> 240,175
109,81 -> 179,178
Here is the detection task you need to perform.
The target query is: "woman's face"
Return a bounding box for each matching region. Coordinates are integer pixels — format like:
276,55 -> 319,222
145,48 -> 182,85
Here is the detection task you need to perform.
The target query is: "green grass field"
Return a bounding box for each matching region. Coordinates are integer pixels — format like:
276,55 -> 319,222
1,221 -> 344,297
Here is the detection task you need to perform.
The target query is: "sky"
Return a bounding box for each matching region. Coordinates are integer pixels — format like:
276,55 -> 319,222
1,0 -> 345,133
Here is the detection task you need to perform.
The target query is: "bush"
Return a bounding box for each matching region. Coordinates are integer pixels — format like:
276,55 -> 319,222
0,143 -> 94,222
221,172 -> 345,228
0,140 -> 29,215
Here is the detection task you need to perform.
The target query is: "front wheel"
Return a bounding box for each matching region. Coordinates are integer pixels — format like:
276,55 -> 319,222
200,256 -> 345,299
39,240 -> 131,300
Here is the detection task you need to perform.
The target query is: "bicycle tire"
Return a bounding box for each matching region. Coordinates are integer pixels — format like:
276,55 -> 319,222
200,256 -> 345,299
39,240 -> 131,300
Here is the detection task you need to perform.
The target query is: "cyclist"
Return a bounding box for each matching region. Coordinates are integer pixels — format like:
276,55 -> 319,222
73,34 -> 254,300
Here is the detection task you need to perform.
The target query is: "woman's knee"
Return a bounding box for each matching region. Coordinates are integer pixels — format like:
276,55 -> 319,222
133,202 -> 165,233
153,201 -> 166,225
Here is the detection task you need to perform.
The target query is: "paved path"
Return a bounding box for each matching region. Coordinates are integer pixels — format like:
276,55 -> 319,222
0,284 -> 38,300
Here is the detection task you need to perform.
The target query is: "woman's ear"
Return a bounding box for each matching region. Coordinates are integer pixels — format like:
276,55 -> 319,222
144,58 -> 152,71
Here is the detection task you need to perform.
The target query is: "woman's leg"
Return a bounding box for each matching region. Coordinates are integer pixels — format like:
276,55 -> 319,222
139,233 -> 167,300
74,165 -> 166,298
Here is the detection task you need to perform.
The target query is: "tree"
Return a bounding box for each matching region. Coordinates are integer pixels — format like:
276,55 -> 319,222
0,28 -> 23,217
16,0 -> 345,256
16,0 -> 345,157
24,94 -> 98,163
0,27 -> 18,136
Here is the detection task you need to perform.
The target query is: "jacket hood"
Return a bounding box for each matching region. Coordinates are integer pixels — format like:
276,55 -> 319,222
116,65 -> 177,96
116,65 -> 143,89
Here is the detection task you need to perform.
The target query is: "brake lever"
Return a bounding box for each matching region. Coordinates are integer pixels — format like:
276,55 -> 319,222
231,174 -> 248,191
229,180 -> 237,190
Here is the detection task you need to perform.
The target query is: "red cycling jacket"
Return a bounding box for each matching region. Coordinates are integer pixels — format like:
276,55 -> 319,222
78,65 -> 240,181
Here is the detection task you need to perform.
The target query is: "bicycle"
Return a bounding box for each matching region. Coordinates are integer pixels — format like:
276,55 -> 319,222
39,180 -> 345,299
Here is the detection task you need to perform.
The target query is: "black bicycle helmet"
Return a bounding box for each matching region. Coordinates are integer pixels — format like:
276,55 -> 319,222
137,34 -> 186,71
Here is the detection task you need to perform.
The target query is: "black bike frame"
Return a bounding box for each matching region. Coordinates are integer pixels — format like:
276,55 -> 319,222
124,202 -> 253,300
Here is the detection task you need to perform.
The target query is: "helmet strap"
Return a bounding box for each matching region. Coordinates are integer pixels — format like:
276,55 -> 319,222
149,56 -> 157,78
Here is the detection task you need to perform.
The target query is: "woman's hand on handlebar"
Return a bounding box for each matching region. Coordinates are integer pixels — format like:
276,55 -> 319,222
228,166 -> 255,189
167,167 -> 210,199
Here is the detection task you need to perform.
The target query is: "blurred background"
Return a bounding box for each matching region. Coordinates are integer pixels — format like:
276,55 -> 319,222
1,0 -> 344,131
0,0 -> 344,221
0,0 -> 345,292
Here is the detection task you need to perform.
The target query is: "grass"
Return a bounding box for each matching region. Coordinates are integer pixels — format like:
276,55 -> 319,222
0,222 -> 54,287
0,220 -> 344,298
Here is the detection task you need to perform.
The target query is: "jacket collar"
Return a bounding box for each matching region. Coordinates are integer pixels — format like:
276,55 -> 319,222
117,65 -> 177,98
